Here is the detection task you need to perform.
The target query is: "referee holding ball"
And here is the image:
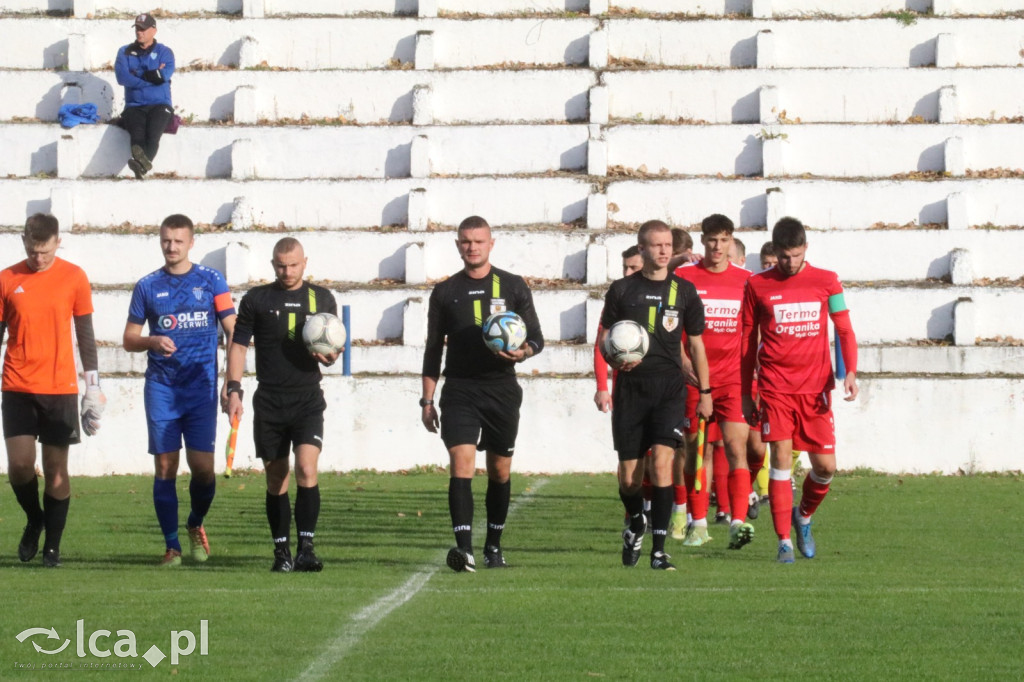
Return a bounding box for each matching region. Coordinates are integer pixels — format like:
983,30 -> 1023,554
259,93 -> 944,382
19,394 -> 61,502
420,216 -> 543,572
226,237 -> 338,573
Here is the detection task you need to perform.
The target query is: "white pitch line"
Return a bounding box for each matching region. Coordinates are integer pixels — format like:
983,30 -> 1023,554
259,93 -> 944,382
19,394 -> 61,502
295,478 -> 549,682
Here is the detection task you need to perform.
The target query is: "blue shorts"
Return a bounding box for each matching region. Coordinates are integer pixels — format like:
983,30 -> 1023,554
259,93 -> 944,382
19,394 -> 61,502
144,381 -> 218,455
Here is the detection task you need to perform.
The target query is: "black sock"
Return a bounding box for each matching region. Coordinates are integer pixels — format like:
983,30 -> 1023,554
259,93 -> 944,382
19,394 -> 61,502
295,485 -> 320,549
651,485 -> 673,555
448,477 -> 473,553
42,494 -> 69,554
266,491 -> 291,553
11,478 -> 44,527
619,488 -> 645,534
485,478 -> 511,549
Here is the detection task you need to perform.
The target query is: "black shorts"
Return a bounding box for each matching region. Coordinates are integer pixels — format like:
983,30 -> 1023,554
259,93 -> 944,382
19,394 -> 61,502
611,372 -> 687,461
2,391 -> 81,446
252,387 -> 326,462
439,377 -> 522,456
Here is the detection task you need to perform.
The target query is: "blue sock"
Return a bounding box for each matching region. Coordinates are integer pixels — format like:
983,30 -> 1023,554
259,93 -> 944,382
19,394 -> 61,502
153,478 -> 181,552
187,478 -> 216,529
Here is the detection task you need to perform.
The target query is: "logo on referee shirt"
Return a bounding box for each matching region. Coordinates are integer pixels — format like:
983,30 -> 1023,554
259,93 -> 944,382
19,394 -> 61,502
490,298 -> 506,315
662,309 -> 678,332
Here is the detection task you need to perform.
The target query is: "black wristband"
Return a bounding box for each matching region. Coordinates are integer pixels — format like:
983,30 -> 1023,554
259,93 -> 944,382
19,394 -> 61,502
419,398 -> 434,407
227,381 -> 243,399
699,387 -> 712,395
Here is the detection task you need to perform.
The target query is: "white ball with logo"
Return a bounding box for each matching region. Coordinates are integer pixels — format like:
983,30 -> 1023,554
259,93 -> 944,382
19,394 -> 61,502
602,320 -> 650,368
302,312 -> 346,356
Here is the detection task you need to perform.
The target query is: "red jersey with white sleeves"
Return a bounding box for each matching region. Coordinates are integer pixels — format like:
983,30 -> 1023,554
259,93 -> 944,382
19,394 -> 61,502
675,262 -> 750,387
742,262 -> 851,395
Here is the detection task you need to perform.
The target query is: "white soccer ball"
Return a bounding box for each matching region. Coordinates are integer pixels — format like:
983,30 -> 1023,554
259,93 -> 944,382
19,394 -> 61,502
302,312 -> 347,356
602,320 -> 650,367
482,311 -> 528,354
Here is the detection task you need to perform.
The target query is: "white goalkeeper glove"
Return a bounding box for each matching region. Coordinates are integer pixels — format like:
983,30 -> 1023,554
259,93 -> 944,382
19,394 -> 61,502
81,371 -> 106,437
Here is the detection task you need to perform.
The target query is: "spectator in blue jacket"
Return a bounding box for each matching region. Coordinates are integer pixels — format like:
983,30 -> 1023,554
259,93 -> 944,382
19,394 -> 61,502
114,13 -> 175,180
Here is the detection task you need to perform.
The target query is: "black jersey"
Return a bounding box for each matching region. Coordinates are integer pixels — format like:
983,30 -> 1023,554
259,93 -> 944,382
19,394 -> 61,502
422,267 -> 544,381
600,271 -> 704,377
232,281 -> 338,391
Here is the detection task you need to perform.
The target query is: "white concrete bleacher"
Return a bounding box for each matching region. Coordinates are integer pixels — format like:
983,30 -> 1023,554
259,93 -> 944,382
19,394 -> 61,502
0,0 -> 1022,474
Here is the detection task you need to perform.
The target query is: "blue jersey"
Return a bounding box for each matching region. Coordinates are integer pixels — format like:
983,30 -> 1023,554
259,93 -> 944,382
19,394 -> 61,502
128,264 -> 235,391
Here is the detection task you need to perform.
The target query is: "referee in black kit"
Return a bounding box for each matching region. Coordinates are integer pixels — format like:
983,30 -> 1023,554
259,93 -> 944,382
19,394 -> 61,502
226,237 -> 339,573
420,216 -> 543,573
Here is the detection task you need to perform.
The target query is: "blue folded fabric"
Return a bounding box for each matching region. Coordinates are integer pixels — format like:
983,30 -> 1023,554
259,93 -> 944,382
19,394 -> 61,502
58,103 -> 100,128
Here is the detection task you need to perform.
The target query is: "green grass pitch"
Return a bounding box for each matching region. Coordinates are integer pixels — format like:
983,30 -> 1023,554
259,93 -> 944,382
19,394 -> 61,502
1,471 -> 1022,679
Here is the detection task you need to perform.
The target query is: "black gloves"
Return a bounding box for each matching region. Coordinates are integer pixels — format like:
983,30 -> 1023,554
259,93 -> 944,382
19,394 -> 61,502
141,69 -> 164,85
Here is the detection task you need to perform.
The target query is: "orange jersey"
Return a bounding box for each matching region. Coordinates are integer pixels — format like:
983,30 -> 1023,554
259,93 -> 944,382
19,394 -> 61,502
1,258 -> 94,394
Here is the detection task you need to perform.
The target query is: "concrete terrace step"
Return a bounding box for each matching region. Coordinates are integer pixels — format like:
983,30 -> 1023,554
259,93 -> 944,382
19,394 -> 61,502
4,176 -> 1024,232
0,68 -> 595,123
84,342 -> 1024,378
77,284 -> 1024,347
605,68 -> 1024,124
2,226 -> 1021,286
5,16 -> 1022,72
9,121 -> 1024,180
0,123 -> 590,179
0,17 -> 594,71
607,17 -> 1024,69
609,0 -> 1011,17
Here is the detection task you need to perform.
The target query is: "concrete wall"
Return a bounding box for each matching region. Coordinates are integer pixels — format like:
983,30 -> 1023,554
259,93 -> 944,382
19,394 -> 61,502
0,374 -> 1016,476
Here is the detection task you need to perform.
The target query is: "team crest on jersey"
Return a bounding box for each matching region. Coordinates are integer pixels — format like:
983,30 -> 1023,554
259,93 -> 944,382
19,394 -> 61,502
490,298 -> 506,315
192,287 -> 204,301
662,308 -> 678,332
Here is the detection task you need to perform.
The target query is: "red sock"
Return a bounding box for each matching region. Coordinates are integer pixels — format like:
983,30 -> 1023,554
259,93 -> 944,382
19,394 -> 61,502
728,469 -> 751,523
769,477 -> 793,540
712,445 -> 729,514
747,450 -> 764,486
684,470 -> 709,521
673,484 -> 687,506
799,474 -> 831,517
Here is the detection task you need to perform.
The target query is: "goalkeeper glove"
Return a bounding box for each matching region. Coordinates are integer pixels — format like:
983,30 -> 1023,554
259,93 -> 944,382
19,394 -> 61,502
81,372 -> 106,436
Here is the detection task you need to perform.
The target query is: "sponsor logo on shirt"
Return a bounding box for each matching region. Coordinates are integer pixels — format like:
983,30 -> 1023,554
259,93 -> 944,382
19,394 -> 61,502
702,298 -> 741,333
157,310 -> 210,331
772,301 -> 821,337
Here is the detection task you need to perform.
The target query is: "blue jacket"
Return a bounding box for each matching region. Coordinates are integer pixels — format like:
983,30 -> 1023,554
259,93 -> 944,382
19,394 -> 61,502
115,41 -> 175,108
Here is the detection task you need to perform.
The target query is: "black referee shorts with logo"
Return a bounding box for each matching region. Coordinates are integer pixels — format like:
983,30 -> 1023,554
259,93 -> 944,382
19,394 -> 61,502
1,391 -> 81,446
611,372 -> 687,461
252,386 -> 326,461
439,377 -> 522,456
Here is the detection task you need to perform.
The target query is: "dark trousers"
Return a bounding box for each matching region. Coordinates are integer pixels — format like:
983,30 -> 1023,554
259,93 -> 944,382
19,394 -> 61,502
121,104 -> 173,162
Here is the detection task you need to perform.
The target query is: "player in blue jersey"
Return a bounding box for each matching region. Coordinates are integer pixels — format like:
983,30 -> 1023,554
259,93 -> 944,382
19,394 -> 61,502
123,214 -> 236,567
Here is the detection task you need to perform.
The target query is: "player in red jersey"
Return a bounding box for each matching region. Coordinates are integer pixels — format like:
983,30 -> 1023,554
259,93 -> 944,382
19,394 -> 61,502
676,214 -> 756,550
741,217 -> 859,563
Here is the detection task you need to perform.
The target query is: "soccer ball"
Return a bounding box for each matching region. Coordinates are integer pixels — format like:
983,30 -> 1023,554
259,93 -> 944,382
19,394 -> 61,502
602,320 -> 649,367
302,312 -> 347,356
482,312 -> 528,354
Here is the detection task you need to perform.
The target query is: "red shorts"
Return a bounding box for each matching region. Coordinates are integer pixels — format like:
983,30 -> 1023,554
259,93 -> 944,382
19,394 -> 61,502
684,384 -> 743,440
757,389 -> 835,454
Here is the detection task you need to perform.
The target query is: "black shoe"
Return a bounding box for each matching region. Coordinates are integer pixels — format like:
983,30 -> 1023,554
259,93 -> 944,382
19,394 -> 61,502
747,494 -> 760,520
446,546 -> 476,573
621,515 -> 646,567
650,550 -> 676,571
127,158 -> 146,180
42,548 -> 61,568
714,511 -> 732,525
271,548 -> 293,573
483,545 -> 508,569
294,543 -> 323,573
18,523 -> 43,562
131,144 -> 153,172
